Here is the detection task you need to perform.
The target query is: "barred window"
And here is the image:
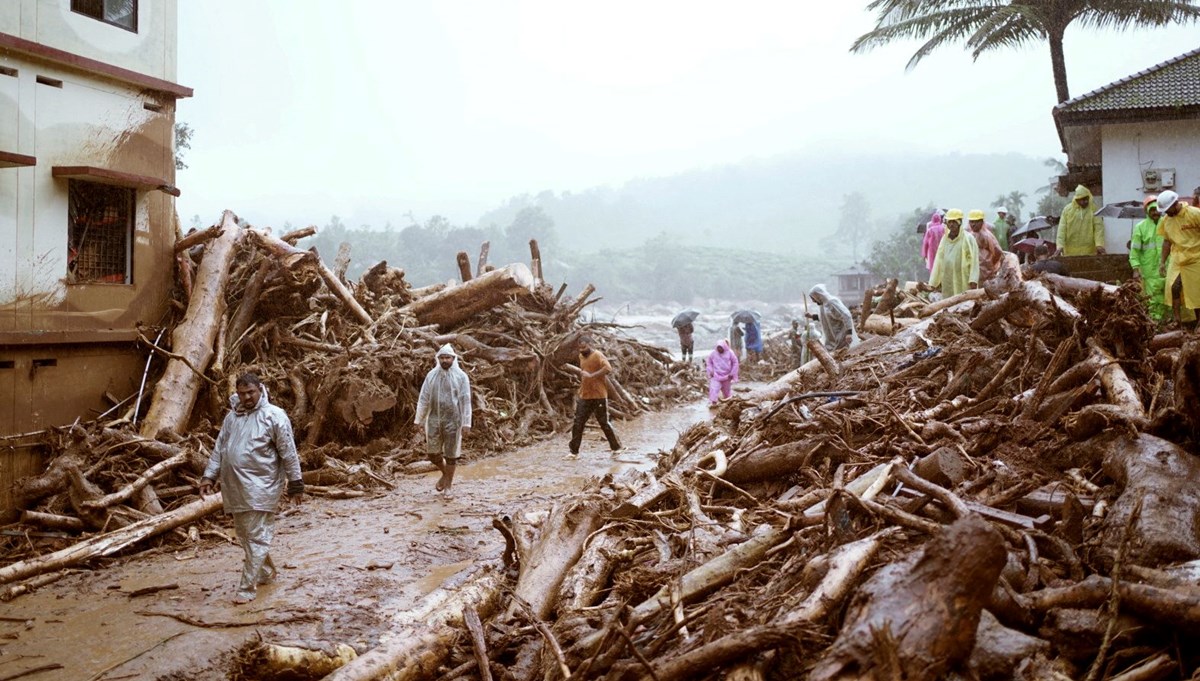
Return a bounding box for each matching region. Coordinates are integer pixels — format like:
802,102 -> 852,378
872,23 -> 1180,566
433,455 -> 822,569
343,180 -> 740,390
68,180 -> 134,284
71,0 -> 137,32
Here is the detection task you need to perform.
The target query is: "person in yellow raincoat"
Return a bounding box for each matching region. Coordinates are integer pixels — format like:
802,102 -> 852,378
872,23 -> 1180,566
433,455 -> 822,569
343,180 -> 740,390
1056,185 -> 1106,256
928,209 -> 979,297
1156,190 -> 1200,329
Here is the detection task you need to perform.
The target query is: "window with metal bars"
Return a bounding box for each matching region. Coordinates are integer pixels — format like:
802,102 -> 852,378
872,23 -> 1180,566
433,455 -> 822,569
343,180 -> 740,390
67,180 -> 134,284
70,0 -> 137,32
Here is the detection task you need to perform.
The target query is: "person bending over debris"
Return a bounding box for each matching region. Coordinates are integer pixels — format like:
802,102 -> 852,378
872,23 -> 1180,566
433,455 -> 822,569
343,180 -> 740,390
1026,243 -> 1067,276
200,373 -> 304,605
415,344 -> 473,497
809,284 -> 859,351
568,336 -> 624,458
705,339 -> 740,407
1156,190 -> 1200,330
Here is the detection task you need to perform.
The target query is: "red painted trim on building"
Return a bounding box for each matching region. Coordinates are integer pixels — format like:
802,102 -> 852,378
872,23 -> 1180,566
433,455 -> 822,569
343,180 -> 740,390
52,165 -> 180,196
0,150 -> 36,168
0,31 -> 192,99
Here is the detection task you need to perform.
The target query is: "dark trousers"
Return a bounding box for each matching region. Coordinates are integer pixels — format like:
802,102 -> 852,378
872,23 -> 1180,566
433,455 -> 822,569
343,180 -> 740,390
569,398 -> 621,453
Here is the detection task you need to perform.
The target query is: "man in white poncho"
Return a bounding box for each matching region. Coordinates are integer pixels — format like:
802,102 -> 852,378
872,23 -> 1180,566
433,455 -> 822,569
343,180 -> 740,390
809,284 -> 860,351
200,373 -> 304,604
415,344 -> 473,497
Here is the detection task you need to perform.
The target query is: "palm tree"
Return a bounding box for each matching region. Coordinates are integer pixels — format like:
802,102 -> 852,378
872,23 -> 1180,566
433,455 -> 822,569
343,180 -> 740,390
851,0 -> 1200,103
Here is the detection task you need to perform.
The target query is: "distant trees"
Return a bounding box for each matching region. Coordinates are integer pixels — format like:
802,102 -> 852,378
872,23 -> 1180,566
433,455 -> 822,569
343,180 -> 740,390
174,122 -> 193,171
864,206 -> 930,283
836,192 -> 874,260
991,191 -> 1027,222
851,0 -> 1200,103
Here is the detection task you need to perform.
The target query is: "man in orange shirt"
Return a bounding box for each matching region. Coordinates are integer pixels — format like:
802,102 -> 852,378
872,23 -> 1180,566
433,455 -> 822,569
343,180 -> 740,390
567,336 -> 624,458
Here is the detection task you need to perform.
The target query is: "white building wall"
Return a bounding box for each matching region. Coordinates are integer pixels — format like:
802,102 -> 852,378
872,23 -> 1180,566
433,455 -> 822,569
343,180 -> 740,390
2,0 -> 178,81
1101,119 -> 1200,254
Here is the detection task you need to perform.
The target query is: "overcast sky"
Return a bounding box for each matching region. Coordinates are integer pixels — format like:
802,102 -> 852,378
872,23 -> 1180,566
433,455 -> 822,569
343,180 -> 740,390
175,2 -> 1200,229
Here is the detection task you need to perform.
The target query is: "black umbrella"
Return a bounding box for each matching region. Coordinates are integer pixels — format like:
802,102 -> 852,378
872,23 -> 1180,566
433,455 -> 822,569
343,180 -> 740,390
1010,215 -> 1058,240
671,309 -> 700,329
730,309 -> 761,325
1094,200 -> 1146,220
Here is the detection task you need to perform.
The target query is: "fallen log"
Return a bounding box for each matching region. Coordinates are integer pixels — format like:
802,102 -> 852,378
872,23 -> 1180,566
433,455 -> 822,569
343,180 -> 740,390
809,514 -> 1006,681
645,529 -> 895,679
403,263 -> 535,330
806,339 -> 840,378
861,314 -> 919,336
140,210 -> 243,438
508,498 -> 606,621
173,224 -> 223,253
79,451 -> 189,510
1096,432 -> 1200,567
19,510 -> 84,532
324,564 -> 504,681
918,288 -> 987,318
311,248 -> 377,341
235,637 -> 358,679
0,494 -> 222,585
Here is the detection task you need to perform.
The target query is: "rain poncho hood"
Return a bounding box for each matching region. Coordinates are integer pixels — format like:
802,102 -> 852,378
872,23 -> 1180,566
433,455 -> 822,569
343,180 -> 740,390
204,384 -> 303,514
705,340 -> 740,382
1057,185 -> 1105,256
929,228 -> 980,298
809,284 -> 860,350
415,343 -> 473,428
921,212 -> 946,272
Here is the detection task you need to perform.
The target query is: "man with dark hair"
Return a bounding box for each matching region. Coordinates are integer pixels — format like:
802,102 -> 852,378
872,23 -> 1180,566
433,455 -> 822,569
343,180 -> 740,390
1026,243 -> 1067,275
200,373 -> 304,604
567,336 -> 623,459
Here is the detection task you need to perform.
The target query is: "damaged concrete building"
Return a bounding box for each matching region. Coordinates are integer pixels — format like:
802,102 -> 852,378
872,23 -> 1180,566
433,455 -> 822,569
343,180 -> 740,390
1,0 -> 190,512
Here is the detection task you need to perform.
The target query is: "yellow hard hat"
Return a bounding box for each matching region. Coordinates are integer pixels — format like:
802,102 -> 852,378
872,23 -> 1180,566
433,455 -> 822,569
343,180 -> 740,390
968,209 -> 985,221
945,209 -> 964,221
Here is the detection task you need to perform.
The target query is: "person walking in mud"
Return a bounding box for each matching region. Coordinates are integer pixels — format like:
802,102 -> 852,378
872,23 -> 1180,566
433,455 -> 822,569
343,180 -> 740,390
705,339 -> 740,407
199,373 -> 304,605
567,336 -> 624,458
415,344 -> 473,497
677,320 -> 695,363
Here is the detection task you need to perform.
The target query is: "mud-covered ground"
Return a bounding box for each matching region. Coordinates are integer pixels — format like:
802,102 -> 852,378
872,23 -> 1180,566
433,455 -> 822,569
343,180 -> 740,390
0,391 -> 735,681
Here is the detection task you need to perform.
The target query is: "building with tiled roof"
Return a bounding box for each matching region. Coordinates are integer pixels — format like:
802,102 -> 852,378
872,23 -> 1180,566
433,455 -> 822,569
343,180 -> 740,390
1052,47 -> 1200,254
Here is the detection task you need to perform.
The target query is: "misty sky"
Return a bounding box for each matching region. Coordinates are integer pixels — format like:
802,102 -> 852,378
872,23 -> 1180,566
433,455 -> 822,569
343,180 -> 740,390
175,2 -> 1200,229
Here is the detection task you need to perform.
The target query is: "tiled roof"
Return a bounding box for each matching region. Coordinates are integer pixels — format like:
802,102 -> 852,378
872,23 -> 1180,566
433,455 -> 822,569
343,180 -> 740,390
1056,46 -> 1200,115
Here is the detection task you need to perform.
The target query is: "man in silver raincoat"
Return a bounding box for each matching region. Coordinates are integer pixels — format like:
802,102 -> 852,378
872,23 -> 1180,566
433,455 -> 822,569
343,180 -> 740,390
200,373 -> 304,604
415,344 -> 472,497
809,284 -> 860,351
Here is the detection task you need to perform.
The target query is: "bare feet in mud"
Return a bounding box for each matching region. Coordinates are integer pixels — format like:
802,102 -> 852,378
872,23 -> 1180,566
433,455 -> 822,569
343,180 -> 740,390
232,595 -> 254,605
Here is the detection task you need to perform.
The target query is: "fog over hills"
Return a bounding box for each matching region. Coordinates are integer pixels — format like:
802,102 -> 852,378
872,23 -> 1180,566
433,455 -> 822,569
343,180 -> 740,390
476,150 -> 1053,258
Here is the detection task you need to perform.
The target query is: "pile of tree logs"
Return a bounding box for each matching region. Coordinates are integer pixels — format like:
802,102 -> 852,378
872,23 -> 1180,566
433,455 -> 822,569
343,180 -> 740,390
372,264 -> 1200,680
0,210 -> 691,582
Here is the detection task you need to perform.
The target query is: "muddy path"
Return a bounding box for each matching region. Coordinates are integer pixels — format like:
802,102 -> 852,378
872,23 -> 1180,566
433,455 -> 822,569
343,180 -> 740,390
0,394 -> 730,680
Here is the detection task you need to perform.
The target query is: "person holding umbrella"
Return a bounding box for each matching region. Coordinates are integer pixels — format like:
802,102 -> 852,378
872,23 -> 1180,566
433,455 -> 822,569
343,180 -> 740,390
1057,185 -> 1106,256
671,310 -> 699,363
1129,196 -> 1168,322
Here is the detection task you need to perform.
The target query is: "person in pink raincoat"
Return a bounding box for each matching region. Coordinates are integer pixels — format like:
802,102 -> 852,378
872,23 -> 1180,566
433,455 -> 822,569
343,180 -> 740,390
921,210 -> 946,273
705,339 -> 740,407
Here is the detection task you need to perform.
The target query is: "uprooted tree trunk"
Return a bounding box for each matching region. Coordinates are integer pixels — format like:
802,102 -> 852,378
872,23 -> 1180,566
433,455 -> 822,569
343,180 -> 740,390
403,263 -> 535,329
1095,431 -> 1200,568
809,514 -> 1005,681
324,565 -> 504,681
140,210 -> 244,438
0,494 -> 222,585
507,497 -> 606,621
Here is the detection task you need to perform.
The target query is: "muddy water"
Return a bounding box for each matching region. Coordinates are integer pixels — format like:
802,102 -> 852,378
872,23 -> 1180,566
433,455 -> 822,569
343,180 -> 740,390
0,395 -> 721,680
